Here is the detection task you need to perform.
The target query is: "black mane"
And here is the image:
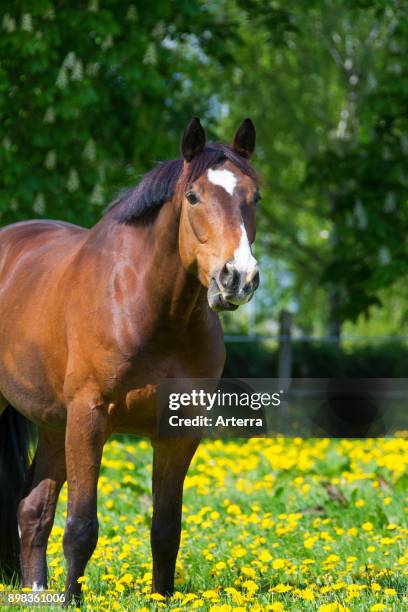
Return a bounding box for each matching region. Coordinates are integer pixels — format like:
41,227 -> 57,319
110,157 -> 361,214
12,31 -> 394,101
106,143 -> 257,223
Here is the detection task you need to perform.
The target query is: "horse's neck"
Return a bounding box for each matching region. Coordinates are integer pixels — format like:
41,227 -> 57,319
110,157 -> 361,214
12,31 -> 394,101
91,202 -> 206,327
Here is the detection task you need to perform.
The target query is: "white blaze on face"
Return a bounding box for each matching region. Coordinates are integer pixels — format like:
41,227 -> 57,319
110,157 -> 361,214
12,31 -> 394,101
208,168 -> 237,196
232,223 -> 258,281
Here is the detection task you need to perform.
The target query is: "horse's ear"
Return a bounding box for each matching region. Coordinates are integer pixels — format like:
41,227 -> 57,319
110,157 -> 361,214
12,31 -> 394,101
181,117 -> 206,161
232,118 -> 256,159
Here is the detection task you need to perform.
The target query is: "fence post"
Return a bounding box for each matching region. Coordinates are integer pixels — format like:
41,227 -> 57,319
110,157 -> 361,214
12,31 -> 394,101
278,309 -> 292,379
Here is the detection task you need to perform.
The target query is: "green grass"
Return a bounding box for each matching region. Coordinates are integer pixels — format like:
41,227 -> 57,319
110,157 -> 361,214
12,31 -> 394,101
1,437 -> 408,611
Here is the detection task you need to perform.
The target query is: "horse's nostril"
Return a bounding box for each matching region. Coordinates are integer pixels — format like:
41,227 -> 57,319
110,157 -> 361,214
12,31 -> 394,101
252,269 -> 260,290
219,262 -> 239,291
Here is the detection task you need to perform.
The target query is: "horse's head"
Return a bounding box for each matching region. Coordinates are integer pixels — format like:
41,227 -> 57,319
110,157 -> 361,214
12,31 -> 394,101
178,118 -> 260,312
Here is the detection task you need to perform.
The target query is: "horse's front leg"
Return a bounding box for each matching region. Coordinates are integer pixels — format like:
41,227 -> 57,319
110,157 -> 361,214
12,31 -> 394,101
62,394 -> 110,605
150,438 -> 199,595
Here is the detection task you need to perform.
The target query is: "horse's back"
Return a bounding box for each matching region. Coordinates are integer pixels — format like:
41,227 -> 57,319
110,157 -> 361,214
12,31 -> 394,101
0,219 -> 86,256
0,219 -> 87,283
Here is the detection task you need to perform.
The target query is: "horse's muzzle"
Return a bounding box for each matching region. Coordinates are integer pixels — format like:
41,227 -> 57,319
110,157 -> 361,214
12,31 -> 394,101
207,262 -> 260,312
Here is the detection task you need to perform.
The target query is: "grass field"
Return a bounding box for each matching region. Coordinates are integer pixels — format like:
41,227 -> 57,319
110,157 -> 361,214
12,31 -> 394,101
1,437 -> 408,611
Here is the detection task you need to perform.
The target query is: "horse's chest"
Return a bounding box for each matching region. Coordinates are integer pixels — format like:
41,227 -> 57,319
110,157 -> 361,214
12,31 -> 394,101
109,334 -> 223,435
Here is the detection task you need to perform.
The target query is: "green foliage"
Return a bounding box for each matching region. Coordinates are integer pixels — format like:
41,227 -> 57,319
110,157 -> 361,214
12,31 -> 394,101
0,1 -> 233,226
216,0 -> 408,328
1,1 -> 408,331
307,2 -> 408,321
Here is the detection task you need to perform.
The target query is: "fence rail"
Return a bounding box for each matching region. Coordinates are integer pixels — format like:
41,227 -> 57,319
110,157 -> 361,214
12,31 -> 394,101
224,335 -> 408,342
224,309 -> 408,378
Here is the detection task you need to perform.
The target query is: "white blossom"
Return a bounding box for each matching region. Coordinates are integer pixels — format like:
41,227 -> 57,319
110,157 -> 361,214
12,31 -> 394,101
44,8 -> 55,20
378,246 -> 391,266
71,58 -> 83,81
83,139 -> 96,162
88,0 -> 99,11
384,192 -> 396,212
21,13 -> 33,32
101,35 -> 113,51
153,22 -> 165,40
336,117 -> 348,140
44,107 -> 55,124
126,5 -> 137,21
2,14 -> 16,32
344,58 -> 353,71
90,183 -> 104,205
63,52 -> 76,69
33,193 -> 46,215
44,150 -> 57,170
367,72 -> 377,91
56,67 -> 68,89
143,43 -> 157,65
67,169 -> 80,192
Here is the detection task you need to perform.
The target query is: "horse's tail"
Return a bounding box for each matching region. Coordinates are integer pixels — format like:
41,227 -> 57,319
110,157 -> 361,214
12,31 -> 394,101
0,405 -> 35,582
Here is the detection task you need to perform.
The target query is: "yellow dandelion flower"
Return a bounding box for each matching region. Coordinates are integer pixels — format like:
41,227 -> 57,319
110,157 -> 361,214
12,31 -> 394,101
181,593 -> 197,605
384,587 -> 396,596
77,576 -> 87,583
227,504 -> 241,515
192,600 -> 204,608
242,579 -> 259,593
298,588 -> 315,600
150,593 -> 166,601
241,566 -> 257,579
304,536 -> 318,549
203,589 -> 220,600
259,549 -> 272,562
214,561 -> 226,571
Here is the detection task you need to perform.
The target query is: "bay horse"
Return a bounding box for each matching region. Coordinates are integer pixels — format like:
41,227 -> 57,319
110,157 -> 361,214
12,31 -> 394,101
0,117 -> 260,603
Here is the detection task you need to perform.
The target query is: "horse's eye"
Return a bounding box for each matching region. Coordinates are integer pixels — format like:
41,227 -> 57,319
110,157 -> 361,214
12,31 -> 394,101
254,192 -> 261,205
186,191 -> 199,205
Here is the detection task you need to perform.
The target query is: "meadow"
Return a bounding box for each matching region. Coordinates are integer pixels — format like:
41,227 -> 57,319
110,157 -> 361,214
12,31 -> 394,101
1,436 -> 407,611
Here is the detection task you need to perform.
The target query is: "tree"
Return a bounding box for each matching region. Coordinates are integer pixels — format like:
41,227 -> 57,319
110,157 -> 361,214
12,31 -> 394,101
214,0 -> 408,333
308,1 -> 408,322
0,1 -> 235,227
